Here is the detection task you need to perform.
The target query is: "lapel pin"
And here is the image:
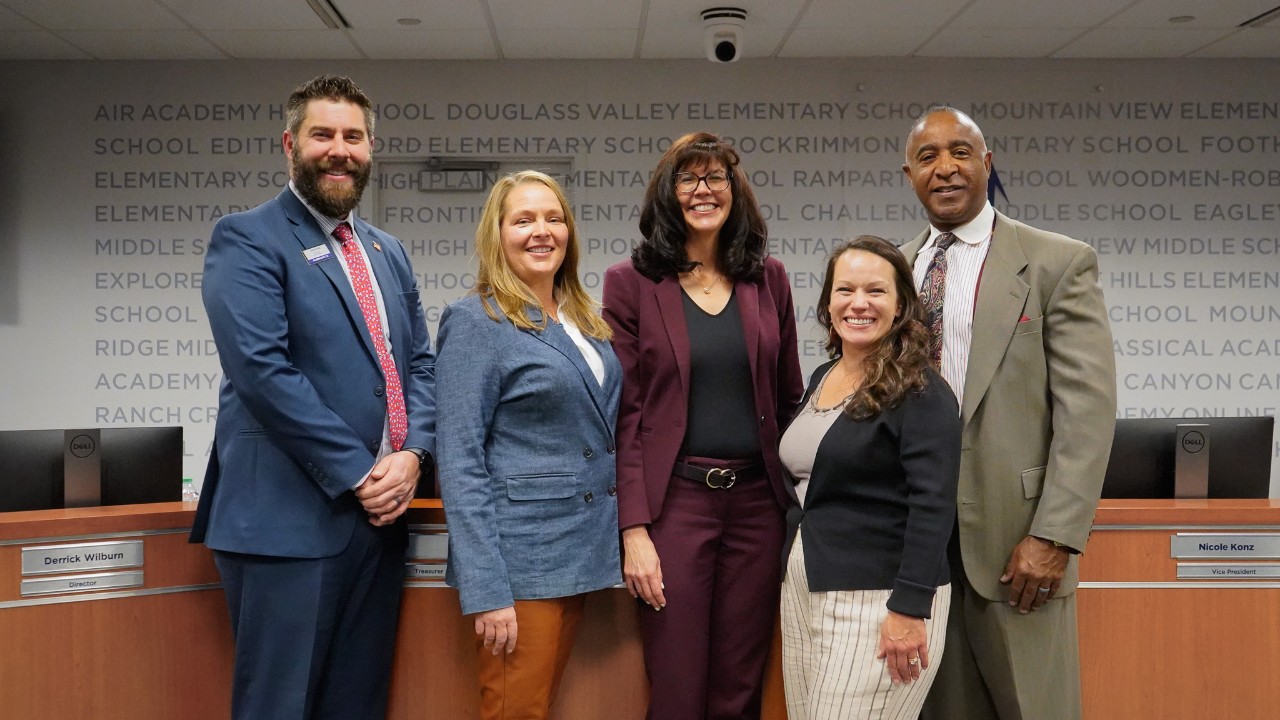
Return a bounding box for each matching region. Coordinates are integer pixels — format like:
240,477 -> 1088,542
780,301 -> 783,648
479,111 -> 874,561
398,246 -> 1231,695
372,241 -> 382,252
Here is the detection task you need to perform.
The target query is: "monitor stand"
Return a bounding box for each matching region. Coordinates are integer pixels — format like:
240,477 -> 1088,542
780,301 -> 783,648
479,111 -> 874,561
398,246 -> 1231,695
63,429 -> 102,507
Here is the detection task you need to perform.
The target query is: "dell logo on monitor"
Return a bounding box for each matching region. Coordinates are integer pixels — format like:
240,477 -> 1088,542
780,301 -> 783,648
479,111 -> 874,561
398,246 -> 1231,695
1180,431 -> 1206,453
69,435 -> 97,458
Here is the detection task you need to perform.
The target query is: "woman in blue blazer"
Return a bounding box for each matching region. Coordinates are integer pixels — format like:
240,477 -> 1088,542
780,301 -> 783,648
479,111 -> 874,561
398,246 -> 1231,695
436,171 -> 622,719
778,236 -> 961,719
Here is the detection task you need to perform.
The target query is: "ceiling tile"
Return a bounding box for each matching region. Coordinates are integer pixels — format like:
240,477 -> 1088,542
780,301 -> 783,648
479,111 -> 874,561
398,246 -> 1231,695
204,30 -> 364,59
57,30 -> 227,59
797,0 -> 968,28
334,0 -> 489,31
498,26 -> 637,59
780,26 -> 936,57
638,24 -> 709,59
487,0 -> 641,28
0,30 -> 91,58
644,0 -> 809,27
950,0 -> 1127,28
1104,0 -> 1280,28
158,0 -> 326,31
918,26 -> 1087,57
2,0 -> 186,30
641,0 -> 808,58
0,4 -> 41,30
347,29 -> 496,59
1054,27 -> 1238,57
0,0 -> 1272,60
1192,27 -> 1280,56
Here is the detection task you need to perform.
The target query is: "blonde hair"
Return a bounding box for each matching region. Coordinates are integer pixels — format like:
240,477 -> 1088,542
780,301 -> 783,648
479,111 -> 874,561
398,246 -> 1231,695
473,171 -> 612,340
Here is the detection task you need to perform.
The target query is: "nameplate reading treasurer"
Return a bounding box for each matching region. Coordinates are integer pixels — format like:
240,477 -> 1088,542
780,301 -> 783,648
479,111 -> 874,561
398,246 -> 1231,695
1170,533 -> 1280,559
405,564 -> 447,582
406,529 -> 448,584
21,540 -> 144,576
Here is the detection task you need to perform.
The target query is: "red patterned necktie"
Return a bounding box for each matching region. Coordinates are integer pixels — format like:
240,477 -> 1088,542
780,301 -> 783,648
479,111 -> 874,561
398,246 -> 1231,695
920,232 -> 959,370
334,222 -> 408,451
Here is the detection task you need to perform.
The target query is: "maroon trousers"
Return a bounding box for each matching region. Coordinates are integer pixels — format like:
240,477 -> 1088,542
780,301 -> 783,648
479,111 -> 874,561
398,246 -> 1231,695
640,471 -> 786,720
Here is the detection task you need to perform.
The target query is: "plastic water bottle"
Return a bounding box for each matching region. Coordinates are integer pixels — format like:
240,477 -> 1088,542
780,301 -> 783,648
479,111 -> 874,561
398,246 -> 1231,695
181,478 -> 199,502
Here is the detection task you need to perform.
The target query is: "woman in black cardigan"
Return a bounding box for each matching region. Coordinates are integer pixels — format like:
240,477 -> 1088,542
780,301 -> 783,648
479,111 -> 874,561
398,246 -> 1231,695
778,235 -> 961,720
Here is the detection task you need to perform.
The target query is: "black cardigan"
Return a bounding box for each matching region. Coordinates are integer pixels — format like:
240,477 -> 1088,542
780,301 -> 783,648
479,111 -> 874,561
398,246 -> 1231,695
782,359 -> 961,618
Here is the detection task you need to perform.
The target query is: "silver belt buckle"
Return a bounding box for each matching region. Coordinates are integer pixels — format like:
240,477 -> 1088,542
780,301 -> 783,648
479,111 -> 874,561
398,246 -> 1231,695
704,467 -> 736,489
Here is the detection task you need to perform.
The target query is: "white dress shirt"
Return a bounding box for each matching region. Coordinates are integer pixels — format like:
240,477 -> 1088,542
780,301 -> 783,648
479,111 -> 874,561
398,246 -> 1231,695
911,201 -> 996,412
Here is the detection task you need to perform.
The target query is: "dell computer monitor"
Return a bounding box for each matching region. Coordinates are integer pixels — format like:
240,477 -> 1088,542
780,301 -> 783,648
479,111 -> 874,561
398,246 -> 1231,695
0,426 -> 183,511
99,426 -> 184,505
1102,416 -> 1275,499
0,430 -> 66,512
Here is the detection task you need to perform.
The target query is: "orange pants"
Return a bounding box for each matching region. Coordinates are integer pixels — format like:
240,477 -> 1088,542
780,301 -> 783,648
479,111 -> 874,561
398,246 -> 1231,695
473,595 -> 586,720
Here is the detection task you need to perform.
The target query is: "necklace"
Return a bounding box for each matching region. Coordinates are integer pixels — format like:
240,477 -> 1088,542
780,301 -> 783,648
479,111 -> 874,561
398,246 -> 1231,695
810,362 -> 859,414
691,264 -> 721,294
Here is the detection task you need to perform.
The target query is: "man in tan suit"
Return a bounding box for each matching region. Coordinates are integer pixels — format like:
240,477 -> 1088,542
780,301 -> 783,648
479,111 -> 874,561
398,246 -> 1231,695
901,106 -> 1116,720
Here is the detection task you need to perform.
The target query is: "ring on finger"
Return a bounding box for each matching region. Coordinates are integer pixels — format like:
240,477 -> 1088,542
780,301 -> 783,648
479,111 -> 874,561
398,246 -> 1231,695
907,657 -> 920,665
1036,587 -> 1050,594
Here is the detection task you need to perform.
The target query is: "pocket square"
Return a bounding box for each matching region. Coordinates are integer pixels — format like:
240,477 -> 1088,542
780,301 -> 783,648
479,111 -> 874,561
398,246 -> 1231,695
1019,314 -> 1032,322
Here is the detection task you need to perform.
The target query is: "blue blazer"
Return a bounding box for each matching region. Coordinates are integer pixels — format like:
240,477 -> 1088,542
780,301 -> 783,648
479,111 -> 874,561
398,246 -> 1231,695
192,189 -> 437,558
436,295 -> 622,615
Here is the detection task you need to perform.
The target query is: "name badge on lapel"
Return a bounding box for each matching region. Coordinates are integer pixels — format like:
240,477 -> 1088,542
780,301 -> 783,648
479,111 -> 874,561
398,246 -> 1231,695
302,245 -> 333,265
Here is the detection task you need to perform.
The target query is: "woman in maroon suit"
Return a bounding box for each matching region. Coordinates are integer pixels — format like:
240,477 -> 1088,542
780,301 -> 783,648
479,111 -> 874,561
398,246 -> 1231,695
603,131 -> 804,720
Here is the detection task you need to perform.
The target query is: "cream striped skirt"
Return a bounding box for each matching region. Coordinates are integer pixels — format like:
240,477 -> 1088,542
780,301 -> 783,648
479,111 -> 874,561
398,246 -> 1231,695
780,534 -> 951,720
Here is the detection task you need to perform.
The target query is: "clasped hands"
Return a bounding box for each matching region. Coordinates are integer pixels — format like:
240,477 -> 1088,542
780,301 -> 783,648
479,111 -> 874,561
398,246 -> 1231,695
1000,534 -> 1070,614
354,450 -> 420,526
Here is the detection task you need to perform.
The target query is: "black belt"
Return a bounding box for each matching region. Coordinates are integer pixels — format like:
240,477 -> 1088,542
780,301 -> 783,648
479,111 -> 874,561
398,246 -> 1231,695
672,459 -> 764,490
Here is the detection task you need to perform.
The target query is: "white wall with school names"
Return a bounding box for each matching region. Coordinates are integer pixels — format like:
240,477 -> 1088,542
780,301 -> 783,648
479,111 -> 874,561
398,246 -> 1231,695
1,58 -> 1276,496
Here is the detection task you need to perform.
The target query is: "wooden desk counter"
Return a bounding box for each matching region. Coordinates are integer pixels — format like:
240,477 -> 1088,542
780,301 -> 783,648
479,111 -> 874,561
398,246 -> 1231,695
10,498 -> 1277,719
0,501 -> 647,720
0,502 -> 229,720
1078,499 -> 1280,720
393,503 -> 647,720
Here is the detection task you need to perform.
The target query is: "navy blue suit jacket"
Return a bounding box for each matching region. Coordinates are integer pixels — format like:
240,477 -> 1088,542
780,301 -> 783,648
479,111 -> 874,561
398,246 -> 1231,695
192,188 -> 436,558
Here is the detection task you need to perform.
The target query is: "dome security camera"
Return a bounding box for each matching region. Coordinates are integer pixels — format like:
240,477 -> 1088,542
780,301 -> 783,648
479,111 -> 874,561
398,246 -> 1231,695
702,7 -> 746,63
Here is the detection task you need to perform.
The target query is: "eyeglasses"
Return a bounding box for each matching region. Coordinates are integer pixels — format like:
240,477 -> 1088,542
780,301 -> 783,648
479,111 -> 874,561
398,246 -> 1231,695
674,170 -> 731,194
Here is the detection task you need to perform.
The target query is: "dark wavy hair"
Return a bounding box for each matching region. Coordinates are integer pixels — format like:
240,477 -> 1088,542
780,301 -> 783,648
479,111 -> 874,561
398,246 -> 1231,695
631,132 -> 768,282
816,236 -> 933,420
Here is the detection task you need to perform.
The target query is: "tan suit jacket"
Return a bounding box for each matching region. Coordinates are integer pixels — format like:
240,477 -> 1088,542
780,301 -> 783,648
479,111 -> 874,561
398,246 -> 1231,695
902,212 -> 1117,601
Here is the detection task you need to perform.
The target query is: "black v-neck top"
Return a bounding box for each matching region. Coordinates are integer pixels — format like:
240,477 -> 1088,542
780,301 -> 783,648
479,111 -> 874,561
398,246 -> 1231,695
681,290 -> 760,460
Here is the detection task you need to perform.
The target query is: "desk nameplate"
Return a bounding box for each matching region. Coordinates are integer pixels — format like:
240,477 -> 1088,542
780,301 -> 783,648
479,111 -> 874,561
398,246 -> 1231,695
1177,563 -> 1280,580
21,540 -> 144,576
20,570 -> 145,597
405,563 -> 446,582
405,563 -> 446,580
1170,533 -> 1280,559
408,533 -> 448,562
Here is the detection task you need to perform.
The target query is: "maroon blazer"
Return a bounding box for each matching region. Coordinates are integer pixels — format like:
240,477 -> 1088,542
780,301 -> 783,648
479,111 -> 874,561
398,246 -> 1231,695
602,256 -> 805,529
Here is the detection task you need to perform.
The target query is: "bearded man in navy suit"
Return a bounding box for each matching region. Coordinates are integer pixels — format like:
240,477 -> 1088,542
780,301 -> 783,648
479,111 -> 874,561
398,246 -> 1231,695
192,75 -> 436,720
